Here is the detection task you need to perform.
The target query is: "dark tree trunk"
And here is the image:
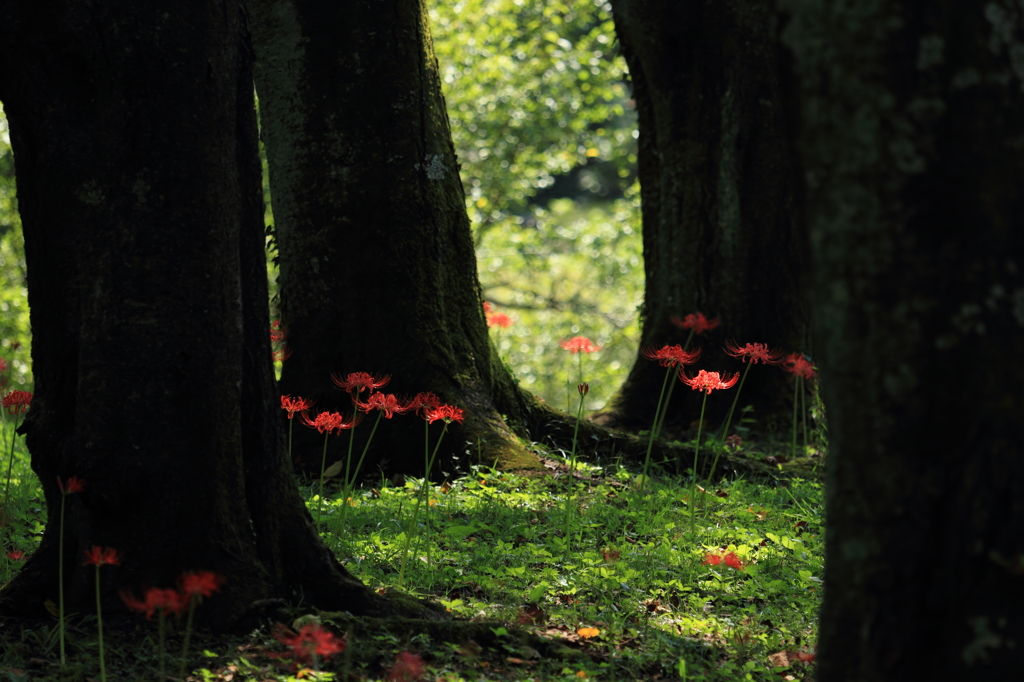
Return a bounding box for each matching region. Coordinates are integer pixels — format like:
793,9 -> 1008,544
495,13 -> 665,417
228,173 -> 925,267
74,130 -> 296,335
247,0 -> 541,477
598,0 -> 809,437
783,0 -> 1024,678
0,0 -> 432,628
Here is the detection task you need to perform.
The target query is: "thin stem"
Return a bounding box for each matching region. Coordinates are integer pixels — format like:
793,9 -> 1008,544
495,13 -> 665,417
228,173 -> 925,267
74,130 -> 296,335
801,377 -> 809,453
1,412 -> 23,517
688,394 -> 709,538
158,611 -> 167,681
315,431 -> 330,531
791,378 -> 799,460
640,366 -> 673,492
58,492 -> 67,666
399,422 -> 450,588
336,421 -> 359,533
563,391 -> 586,550
718,363 -> 752,443
95,565 -> 106,682
179,597 -> 197,681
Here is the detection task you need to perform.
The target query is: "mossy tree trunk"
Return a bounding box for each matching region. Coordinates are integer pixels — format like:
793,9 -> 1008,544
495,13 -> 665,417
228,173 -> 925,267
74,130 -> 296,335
599,0 -> 809,436
0,0 -> 433,627
783,0 -> 1024,677
247,0 -> 541,478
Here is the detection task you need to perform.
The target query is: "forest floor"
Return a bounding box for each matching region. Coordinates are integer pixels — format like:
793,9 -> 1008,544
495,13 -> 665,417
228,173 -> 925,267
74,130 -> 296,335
1,435 -> 824,681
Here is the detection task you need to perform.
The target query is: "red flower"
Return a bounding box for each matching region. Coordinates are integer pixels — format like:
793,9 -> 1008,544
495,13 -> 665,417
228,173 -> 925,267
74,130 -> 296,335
272,347 -> 292,363
274,624 -> 346,664
330,372 -> 391,395
793,651 -> 816,663
782,353 -> 817,381
179,571 -> 223,600
560,336 -> 601,353
270,320 -> 286,345
577,382 -> 589,396
483,301 -> 492,314
406,391 -> 442,418
386,651 -> 426,682
281,395 -> 314,420
679,369 -> 739,394
703,551 -> 745,570
671,313 -> 720,334
121,587 -> 186,620
424,404 -> 465,424
641,345 -> 701,368
0,358 -> 7,372
356,393 -> 407,419
83,546 -> 122,566
2,390 -> 32,415
6,550 -> 25,561
301,410 -> 359,435
487,312 -> 513,329
724,341 -> 784,365
57,476 -> 86,494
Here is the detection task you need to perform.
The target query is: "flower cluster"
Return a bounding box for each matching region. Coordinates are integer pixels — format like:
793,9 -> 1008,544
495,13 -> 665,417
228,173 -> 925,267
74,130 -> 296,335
2,390 -> 32,416
121,570 -> 223,619
703,551 -> 745,570
560,336 -> 601,354
274,623 -> 346,665
484,302 -> 514,329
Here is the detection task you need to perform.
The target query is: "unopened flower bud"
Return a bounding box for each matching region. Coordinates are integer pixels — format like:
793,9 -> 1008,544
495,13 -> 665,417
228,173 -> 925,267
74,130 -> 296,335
577,382 -> 590,396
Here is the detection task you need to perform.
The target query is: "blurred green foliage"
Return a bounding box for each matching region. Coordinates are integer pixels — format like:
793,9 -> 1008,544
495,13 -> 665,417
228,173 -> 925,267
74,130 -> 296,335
432,0 -> 643,410
0,105 -> 31,388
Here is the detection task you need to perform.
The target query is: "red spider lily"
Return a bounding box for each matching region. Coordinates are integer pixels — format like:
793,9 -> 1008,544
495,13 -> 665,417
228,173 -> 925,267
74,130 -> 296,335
272,347 -> 292,363
703,551 -> 745,570
724,341 -> 784,365
578,382 -> 589,396
560,336 -> 601,353
83,546 -> 122,566
301,410 -> 360,435
2,390 -> 32,415
424,404 -> 465,424
782,353 -> 817,381
331,371 -> 391,395
671,312 -> 720,334
406,391 -> 442,418
6,550 -> 25,561
679,369 -> 740,394
386,650 -> 426,682
281,395 -> 314,420
487,312 -> 513,329
121,587 -> 186,620
483,301 -> 492,313
178,571 -> 223,600
270,320 -> 286,345
793,651 -> 816,663
57,476 -> 86,494
356,393 -> 407,419
274,623 -> 346,664
642,344 -> 701,368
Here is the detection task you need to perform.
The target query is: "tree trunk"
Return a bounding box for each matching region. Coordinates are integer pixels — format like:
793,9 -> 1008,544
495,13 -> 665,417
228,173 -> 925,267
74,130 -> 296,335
783,1 -> 1024,678
247,0 -> 542,477
0,0 -> 433,628
598,0 -> 809,437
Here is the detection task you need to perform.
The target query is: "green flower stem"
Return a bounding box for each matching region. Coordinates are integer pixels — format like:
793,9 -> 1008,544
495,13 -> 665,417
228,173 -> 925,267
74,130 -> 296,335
399,421 -> 451,588
179,597 -> 197,681
640,366 -> 674,492
688,393 -> 709,537
563,390 -> 586,550
718,362 -> 752,444
1,411 -> 24,518
94,565 -> 107,682
790,378 -> 799,460
315,431 -> 330,531
336,421 -> 360,534
337,411 -> 384,530
58,491 -> 68,666
800,377 -> 809,452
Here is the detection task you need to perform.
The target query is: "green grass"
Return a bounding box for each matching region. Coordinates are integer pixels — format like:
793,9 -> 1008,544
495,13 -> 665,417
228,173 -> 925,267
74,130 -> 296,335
1,429 -> 823,681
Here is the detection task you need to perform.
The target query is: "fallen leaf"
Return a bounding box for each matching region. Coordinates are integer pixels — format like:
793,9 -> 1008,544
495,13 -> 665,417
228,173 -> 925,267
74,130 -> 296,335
601,548 -> 621,563
768,650 -> 790,668
715,489 -> 728,498
516,603 -> 547,625
576,627 -> 600,639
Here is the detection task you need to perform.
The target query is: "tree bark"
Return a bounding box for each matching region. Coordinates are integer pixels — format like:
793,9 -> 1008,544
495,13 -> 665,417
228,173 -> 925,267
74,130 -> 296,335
598,0 -> 809,436
783,0 -> 1024,678
0,0 -> 433,628
247,0 -> 542,477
